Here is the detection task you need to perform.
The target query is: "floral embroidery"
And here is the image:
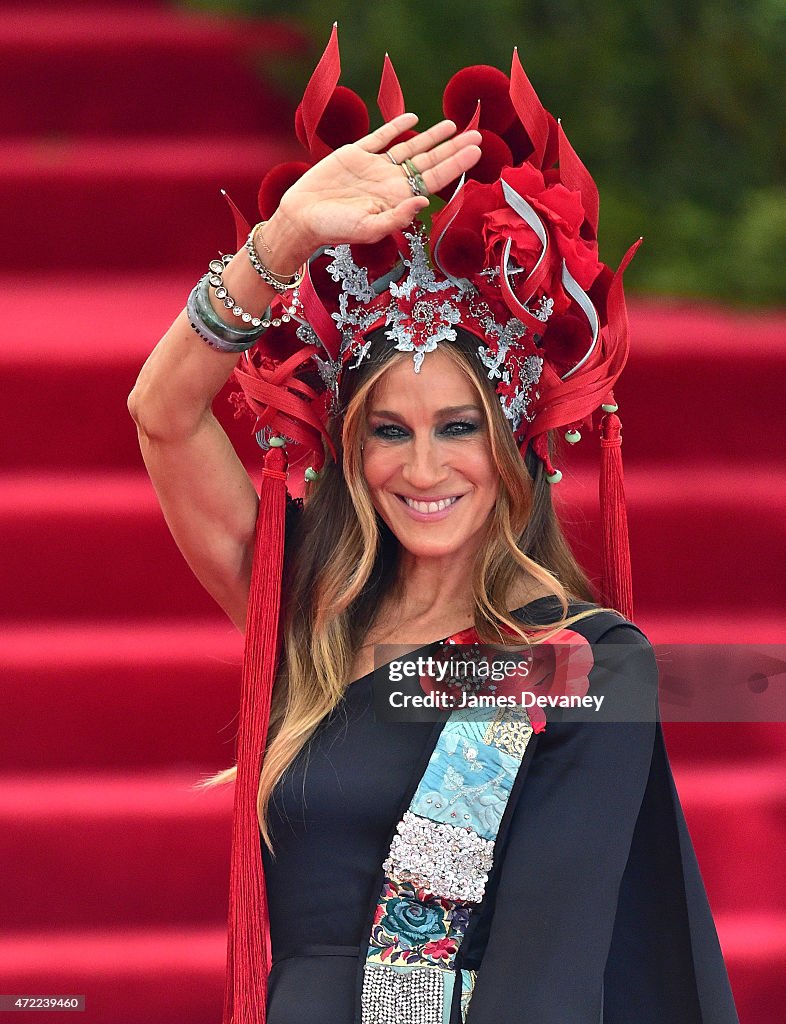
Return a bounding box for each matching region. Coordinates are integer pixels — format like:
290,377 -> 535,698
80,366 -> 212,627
367,879 -> 468,971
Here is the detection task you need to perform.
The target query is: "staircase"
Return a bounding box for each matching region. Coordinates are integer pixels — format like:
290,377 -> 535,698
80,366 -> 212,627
1,4 -> 784,1022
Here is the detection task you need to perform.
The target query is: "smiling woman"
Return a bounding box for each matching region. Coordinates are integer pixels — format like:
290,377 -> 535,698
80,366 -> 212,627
128,29 -> 740,1024
282,323 -> 597,705
362,350 -> 499,553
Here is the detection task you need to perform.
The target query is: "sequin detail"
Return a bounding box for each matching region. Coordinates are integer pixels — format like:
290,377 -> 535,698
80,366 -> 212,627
383,811 -> 494,904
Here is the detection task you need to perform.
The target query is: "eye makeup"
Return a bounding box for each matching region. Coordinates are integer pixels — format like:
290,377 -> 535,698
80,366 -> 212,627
370,418 -> 483,441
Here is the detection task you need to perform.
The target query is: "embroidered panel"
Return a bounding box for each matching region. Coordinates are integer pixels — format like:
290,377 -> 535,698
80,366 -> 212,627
361,702 -> 537,1024
411,706 -> 533,840
367,877 -> 471,971
459,969 -> 477,1023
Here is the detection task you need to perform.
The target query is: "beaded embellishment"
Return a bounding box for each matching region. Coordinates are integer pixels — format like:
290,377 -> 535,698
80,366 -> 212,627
362,963 -> 447,1024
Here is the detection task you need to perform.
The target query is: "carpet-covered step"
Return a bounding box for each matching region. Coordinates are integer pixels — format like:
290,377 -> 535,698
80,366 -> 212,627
604,299 -> 786,467
0,620 -> 243,772
643,611 -> 786,765
639,611 -> 786,646
0,472 -> 223,620
1,466 -> 782,619
0,272 -> 256,474
0,917 -> 779,1024
2,618 -> 782,773
0,762 -> 780,931
0,8 -> 304,136
14,0 -> 165,6
0,916 -> 776,1024
555,463 -> 785,615
662,722 -> 786,766
0,924 -> 226,1024
1,137 -> 300,270
3,282 -> 784,470
672,762 -> 786,918
564,299 -> 786,467
0,772 -> 233,930
717,912 -> 786,1024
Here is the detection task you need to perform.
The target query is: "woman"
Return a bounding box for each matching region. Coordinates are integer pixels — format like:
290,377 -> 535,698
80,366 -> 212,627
128,37 -> 740,1024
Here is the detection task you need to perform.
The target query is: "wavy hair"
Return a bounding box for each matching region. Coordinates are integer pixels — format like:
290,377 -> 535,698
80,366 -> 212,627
197,327 -> 614,853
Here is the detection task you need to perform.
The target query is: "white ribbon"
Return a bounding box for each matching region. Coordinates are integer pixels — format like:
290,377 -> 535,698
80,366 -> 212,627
559,260 -> 600,379
500,178 -> 549,306
500,178 -> 600,380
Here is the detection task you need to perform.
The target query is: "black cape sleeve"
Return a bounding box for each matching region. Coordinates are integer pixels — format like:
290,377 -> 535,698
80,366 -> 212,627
459,620 -> 740,1024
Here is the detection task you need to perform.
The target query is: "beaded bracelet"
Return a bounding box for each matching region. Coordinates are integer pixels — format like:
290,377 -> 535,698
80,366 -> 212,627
246,223 -> 306,293
193,275 -> 267,340
207,255 -> 298,328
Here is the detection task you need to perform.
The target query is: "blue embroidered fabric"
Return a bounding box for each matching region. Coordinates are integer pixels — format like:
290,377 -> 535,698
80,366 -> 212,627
410,713 -> 526,840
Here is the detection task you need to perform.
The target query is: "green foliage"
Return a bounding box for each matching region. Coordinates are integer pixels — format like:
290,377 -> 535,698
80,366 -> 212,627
183,0 -> 785,305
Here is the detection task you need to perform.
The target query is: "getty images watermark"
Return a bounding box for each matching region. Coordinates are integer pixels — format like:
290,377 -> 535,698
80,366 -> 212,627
366,640 -> 786,724
385,653 -> 605,712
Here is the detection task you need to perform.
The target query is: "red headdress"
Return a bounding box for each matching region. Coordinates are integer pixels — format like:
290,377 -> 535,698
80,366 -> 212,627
219,24 -> 640,1024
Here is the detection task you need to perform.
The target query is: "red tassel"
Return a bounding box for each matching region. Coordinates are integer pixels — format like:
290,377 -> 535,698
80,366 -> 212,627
222,445 -> 288,1024
599,410 -> 633,621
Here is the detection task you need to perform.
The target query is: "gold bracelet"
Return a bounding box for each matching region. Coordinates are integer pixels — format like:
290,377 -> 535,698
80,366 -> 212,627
247,222 -> 305,292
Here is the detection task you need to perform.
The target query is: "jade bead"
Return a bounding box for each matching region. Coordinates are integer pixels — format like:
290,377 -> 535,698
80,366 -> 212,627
601,402 -> 618,413
304,467 -> 319,482
565,429 -> 581,443
268,436 -> 286,448
545,469 -> 563,484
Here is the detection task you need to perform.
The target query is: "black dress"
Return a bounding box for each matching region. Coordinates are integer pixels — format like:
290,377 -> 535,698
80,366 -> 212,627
261,596 -> 740,1024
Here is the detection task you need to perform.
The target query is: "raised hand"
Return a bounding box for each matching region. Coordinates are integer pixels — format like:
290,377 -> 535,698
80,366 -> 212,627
276,113 -> 482,252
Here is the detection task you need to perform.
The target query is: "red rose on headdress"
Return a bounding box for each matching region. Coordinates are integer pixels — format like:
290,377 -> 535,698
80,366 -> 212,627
435,227 -> 486,280
538,312 -> 593,379
482,164 -> 603,315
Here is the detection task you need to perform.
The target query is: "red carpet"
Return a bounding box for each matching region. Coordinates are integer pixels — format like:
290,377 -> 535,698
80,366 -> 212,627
1,3 -> 784,1022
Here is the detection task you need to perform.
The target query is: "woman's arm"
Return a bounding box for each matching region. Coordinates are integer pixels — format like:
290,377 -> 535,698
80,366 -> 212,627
127,217 -> 310,632
127,114 -> 482,630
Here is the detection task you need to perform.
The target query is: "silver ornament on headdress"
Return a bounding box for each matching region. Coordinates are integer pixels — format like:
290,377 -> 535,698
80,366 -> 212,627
315,230 -> 547,430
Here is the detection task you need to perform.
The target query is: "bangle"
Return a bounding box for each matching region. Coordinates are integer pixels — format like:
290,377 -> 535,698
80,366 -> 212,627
207,255 -> 298,328
194,275 -> 268,340
246,223 -> 306,293
187,278 -> 263,353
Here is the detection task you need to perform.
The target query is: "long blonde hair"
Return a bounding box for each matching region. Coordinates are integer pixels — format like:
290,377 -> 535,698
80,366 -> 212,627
196,327 -> 614,853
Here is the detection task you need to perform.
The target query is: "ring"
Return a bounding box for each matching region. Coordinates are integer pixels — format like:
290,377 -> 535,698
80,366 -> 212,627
385,151 -> 399,165
400,158 -> 429,197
